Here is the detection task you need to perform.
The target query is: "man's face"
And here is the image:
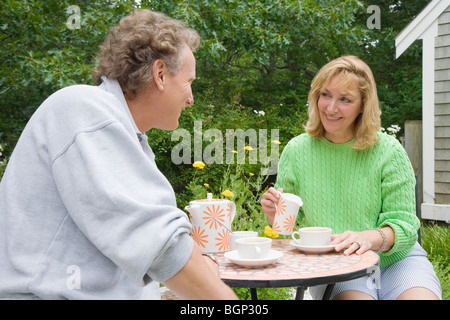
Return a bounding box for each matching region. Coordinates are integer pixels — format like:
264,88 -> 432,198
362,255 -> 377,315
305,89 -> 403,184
158,45 -> 196,130
126,44 -> 196,132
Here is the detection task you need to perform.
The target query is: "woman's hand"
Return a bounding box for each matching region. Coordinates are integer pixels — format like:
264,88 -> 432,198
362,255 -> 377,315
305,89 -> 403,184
260,187 -> 283,225
330,227 -> 394,255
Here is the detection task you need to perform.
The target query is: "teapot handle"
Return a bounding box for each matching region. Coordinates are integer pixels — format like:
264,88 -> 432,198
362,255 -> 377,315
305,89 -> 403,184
229,201 -> 236,222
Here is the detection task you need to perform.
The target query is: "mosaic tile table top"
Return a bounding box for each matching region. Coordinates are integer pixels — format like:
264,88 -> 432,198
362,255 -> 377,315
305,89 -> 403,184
212,239 -> 380,288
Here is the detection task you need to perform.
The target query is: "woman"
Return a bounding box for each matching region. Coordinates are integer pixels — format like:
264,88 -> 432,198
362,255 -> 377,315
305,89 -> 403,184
261,56 -> 441,300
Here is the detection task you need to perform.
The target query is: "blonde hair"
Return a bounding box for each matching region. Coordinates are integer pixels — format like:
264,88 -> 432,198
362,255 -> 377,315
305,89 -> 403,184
305,56 -> 381,150
93,10 -> 200,98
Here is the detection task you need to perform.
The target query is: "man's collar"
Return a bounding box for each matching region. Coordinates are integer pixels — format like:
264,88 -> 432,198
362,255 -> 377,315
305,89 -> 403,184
99,76 -> 142,135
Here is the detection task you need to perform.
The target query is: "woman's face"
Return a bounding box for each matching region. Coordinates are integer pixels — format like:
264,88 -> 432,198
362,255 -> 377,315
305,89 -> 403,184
318,75 -> 363,143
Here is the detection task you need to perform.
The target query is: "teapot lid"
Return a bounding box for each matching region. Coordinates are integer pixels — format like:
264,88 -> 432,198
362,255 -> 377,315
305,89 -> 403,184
190,193 -> 229,203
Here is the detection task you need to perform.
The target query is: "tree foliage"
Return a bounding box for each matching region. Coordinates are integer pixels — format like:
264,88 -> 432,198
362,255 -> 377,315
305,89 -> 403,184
0,0 -> 431,190
356,0 -> 430,131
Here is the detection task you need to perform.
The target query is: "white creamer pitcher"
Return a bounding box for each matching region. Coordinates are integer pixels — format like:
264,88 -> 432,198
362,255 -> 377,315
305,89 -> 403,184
185,193 -> 236,252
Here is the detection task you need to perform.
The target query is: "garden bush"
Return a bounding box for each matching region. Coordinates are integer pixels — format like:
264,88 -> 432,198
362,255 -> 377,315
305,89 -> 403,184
149,97 -> 309,212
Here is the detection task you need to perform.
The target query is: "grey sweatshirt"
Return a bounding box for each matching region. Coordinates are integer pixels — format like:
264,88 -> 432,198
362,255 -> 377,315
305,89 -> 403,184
0,77 -> 193,299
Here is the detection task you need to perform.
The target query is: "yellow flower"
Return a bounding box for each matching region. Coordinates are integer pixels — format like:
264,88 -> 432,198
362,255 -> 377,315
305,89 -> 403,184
249,172 -> 254,176
244,146 -> 254,151
272,140 -> 281,145
264,226 -> 279,238
193,161 -> 205,169
222,190 -> 234,198
232,150 -> 238,154
204,183 -> 210,188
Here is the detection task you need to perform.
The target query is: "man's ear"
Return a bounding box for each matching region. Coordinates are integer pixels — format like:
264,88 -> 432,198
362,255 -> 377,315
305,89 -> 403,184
152,59 -> 167,91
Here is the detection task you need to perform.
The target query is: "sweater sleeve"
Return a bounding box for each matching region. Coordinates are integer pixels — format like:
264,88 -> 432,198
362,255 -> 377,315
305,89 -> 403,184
51,120 -> 193,285
274,139 -> 297,193
377,138 -> 420,256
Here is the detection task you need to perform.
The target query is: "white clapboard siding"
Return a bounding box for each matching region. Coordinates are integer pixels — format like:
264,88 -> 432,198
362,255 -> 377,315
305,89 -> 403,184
435,5 -> 450,205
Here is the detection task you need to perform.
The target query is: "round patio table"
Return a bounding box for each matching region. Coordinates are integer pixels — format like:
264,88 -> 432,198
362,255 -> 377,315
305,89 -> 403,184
211,239 -> 380,300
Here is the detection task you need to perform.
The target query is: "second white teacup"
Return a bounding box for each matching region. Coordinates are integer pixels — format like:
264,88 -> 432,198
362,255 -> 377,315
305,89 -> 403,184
235,237 -> 272,259
292,227 -> 332,246
230,231 -> 259,251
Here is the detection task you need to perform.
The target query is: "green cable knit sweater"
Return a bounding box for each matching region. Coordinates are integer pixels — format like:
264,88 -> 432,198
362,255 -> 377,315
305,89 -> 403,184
275,132 -> 420,269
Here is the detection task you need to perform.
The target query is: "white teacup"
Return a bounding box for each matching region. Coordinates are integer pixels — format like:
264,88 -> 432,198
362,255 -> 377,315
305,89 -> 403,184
291,227 -> 332,246
235,237 -> 272,259
230,231 -> 259,251
272,192 -> 303,235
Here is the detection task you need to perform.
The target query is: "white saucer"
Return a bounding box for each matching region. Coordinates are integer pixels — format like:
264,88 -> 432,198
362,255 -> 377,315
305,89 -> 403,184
224,250 -> 283,267
290,240 -> 337,254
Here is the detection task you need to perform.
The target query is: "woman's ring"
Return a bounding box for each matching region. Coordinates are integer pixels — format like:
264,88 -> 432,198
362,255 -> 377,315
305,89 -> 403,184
354,241 -> 362,248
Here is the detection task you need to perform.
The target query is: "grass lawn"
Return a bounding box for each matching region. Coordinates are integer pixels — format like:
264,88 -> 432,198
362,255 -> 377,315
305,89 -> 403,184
421,223 -> 449,300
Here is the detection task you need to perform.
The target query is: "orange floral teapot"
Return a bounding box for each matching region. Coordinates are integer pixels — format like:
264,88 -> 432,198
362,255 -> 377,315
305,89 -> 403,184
185,193 -> 236,252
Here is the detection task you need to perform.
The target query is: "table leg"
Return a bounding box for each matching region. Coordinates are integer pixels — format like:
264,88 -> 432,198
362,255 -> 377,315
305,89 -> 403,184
250,288 -> 258,300
295,287 -> 306,300
322,284 -> 335,300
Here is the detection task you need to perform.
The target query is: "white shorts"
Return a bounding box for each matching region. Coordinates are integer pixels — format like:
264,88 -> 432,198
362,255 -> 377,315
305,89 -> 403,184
310,243 -> 442,300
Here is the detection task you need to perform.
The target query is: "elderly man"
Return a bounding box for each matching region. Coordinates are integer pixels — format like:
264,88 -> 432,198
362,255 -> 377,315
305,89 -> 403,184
0,10 -> 237,300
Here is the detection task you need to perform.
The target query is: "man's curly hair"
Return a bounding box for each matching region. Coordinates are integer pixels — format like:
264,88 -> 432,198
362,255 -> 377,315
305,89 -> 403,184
93,10 -> 200,98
